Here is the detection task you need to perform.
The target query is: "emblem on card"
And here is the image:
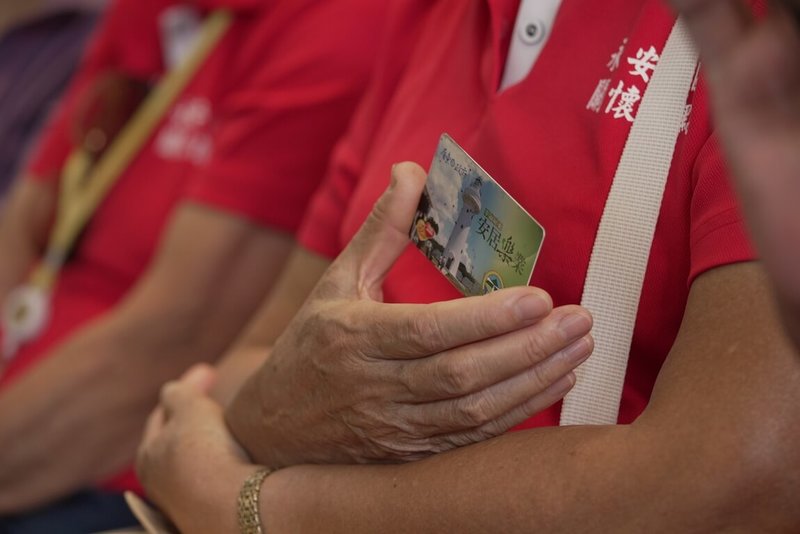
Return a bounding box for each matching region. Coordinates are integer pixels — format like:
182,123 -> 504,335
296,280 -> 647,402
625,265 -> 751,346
410,134 -> 545,297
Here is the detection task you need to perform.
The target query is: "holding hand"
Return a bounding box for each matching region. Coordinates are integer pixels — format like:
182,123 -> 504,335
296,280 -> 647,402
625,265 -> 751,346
137,365 -> 257,534
670,0 -> 800,345
226,162 -> 594,468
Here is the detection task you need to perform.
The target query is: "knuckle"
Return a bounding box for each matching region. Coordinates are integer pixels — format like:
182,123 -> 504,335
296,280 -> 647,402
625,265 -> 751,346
463,302 -> 505,340
434,426 -> 494,450
468,424 -> 500,443
495,296 -> 523,329
527,359 -> 556,389
435,357 -> 478,396
426,437 -> 458,455
407,311 -> 447,353
521,329 -> 551,366
370,438 -> 434,463
347,405 -> 437,463
394,362 -> 420,398
455,394 -> 495,427
368,192 -> 394,227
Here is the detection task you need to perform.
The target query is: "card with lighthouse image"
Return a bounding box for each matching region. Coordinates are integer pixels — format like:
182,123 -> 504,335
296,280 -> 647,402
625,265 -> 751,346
410,134 -> 545,297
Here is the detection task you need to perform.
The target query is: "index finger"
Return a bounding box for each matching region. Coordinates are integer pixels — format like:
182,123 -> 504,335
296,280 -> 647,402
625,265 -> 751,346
348,285 -> 555,359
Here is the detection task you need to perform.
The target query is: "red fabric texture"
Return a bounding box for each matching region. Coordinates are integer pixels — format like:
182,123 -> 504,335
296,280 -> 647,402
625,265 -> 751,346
1,0 -> 390,491
299,0 -> 758,430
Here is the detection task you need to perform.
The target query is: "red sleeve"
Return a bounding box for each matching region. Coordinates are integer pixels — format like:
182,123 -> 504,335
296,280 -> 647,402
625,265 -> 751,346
296,0 -> 436,258
673,0 -> 765,285
184,1 -> 396,233
688,132 -> 757,283
24,0 -> 163,182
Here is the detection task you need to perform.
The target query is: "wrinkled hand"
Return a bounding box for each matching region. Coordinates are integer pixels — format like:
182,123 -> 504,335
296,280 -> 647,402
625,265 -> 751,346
671,0 -> 800,345
226,162 -> 594,468
137,365 -> 257,533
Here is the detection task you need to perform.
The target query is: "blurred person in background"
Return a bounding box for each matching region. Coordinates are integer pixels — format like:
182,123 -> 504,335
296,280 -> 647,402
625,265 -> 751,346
0,0 -> 388,532
673,0 -> 800,350
136,0 -> 800,532
0,0 -> 105,204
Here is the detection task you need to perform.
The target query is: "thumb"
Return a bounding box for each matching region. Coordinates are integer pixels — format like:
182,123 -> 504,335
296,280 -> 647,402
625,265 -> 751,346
160,365 -> 217,420
326,161 -> 427,300
180,363 -> 217,394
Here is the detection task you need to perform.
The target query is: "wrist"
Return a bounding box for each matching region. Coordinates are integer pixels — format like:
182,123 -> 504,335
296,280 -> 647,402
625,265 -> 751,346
168,462 -> 258,534
237,467 -> 279,534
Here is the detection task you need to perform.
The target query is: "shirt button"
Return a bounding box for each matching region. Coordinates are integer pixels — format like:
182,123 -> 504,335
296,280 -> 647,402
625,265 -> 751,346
519,19 -> 546,46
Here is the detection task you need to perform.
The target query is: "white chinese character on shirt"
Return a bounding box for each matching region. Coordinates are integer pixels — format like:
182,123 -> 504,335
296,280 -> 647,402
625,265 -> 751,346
691,62 -> 701,92
586,79 -> 611,112
680,104 -> 693,134
606,38 -> 628,72
628,46 -> 660,82
606,81 -> 641,122
155,97 -> 213,164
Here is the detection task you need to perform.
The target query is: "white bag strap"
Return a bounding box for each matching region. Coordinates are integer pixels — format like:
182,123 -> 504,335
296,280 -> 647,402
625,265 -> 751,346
559,18 -> 698,426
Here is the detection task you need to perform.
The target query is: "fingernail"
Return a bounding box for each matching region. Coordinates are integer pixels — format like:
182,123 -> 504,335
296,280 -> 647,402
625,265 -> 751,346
553,372 -> 576,395
389,163 -> 401,188
561,336 -> 592,364
558,313 -> 592,339
515,293 -> 551,322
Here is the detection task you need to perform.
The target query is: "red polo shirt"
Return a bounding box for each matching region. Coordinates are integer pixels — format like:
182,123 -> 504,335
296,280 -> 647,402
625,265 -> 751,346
0,0 -> 391,490
299,0 -> 758,427
2,0 -> 388,382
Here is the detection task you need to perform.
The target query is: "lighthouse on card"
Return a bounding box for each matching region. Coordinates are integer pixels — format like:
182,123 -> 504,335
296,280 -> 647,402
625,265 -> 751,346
443,172 -> 483,276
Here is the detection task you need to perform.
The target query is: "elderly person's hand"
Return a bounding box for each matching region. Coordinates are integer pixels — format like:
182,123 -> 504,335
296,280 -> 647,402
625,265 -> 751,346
226,162 -> 594,469
137,365 -> 257,534
670,0 -> 800,346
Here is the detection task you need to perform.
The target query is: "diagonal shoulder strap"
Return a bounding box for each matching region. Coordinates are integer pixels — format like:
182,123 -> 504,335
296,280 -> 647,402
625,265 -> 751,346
1,11 -> 233,362
559,18 -> 699,426
43,11 -> 233,271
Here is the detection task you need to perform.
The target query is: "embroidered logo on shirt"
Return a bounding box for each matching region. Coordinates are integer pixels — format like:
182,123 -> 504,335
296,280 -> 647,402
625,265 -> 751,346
154,97 -> 213,164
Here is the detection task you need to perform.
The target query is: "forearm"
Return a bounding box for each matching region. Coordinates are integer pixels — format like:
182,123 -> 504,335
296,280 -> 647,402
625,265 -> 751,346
261,418 -> 794,533
210,246 -> 328,407
0,254 -> 35,308
0,310 -> 232,512
211,346 -> 271,407
233,246 -> 331,348
0,227 -> 37,298
218,266 -> 800,532
0,179 -> 56,298
163,419 -> 778,534
262,427 -> 633,533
